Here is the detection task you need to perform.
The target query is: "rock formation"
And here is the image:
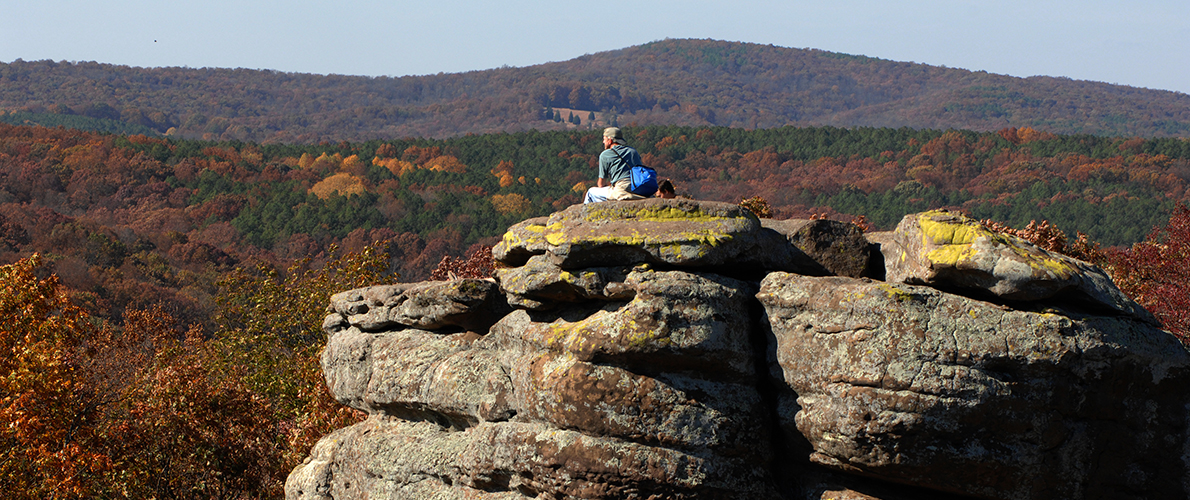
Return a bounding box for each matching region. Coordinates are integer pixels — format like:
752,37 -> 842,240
287,200 -> 1190,500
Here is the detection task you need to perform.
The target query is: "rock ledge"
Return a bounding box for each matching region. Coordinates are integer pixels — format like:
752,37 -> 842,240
289,202 -> 1189,500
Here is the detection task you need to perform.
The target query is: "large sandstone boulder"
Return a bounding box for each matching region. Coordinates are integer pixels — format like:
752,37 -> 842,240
492,199 -> 761,269
758,272 -> 1190,499
878,210 -> 1152,320
327,279 -> 511,333
761,218 -> 872,278
493,198 -> 822,274
290,202 -> 1190,500
297,267 -> 779,499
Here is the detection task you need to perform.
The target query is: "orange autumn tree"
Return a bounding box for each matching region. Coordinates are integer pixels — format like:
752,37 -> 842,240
0,254 -> 111,498
424,155 -> 467,173
0,242 -> 393,498
491,160 -> 516,188
310,172 -> 367,199
110,306 -> 284,499
0,255 -> 284,498
490,193 -> 533,215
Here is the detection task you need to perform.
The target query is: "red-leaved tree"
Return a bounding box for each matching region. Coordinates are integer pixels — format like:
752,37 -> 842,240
430,244 -> 496,280
1106,204 -> 1190,343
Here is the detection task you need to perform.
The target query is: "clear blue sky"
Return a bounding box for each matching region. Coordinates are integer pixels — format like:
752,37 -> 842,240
3,0 -> 1188,95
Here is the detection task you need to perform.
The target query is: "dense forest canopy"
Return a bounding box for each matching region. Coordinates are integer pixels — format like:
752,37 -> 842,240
3,117 -> 1190,497
3,39 -> 1190,143
2,121 -> 1187,329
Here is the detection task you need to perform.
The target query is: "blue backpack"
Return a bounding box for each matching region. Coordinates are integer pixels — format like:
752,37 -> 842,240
612,148 -> 659,197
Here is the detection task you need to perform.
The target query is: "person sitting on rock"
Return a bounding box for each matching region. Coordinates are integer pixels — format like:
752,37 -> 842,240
584,127 -> 647,203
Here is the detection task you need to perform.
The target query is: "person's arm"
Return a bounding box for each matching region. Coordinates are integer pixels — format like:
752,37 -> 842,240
596,148 -> 612,187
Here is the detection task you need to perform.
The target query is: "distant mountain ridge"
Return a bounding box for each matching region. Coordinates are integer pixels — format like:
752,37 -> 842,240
3,38 -> 1189,142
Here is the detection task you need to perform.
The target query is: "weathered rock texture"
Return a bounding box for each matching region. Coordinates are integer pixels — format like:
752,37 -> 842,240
288,201 -> 1190,500
876,210 -> 1152,320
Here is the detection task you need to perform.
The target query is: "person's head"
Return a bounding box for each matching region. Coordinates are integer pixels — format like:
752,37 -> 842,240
603,127 -> 626,148
657,179 -> 675,198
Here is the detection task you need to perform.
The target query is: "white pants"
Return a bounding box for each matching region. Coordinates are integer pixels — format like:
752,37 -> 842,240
584,180 -> 642,203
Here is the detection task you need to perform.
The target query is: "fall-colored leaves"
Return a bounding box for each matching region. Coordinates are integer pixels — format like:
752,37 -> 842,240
491,159 -> 516,187
0,243 -> 388,498
374,156 -> 418,176
430,244 -> 495,281
309,172 -> 366,199
374,145 -> 469,179
997,126 -> 1057,145
1107,204 -> 1190,341
738,196 -> 773,218
424,155 -> 467,174
491,193 -> 532,215
0,254 -> 104,498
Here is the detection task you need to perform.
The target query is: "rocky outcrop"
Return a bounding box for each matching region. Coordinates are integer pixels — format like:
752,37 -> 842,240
493,198 -> 814,274
288,201 -> 1190,500
761,218 -> 871,278
758,274 -> 1189,499
876,210 -> 1153,319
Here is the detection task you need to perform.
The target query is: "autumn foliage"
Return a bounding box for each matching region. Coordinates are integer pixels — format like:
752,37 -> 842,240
2,116 -> 1190,496
430,244 -> 496,281
980,218 -> 1107,264
1,254 -> 109,497
0,242 -> 388,497
738,196 -> 773,218
1106,204 -> 1190,342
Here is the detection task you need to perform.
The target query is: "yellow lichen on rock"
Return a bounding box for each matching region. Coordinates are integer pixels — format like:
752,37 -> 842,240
917,211 -> 988,267
925,241 -> 979,267
501,224 -> 547,247
542,223 -> 569,246
917,211 -> 986,246
916,211 -> 1076,276
876,283 -> 916,303
1027,252 -> 1077,278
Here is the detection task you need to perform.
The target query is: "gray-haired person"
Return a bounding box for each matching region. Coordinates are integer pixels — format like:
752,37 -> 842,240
584,127 -> 647,203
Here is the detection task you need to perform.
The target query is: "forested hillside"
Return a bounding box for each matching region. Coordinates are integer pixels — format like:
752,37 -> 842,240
3,39 -> 1190,142
4,119 -> 1190,497
2,121 -> 1188,328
